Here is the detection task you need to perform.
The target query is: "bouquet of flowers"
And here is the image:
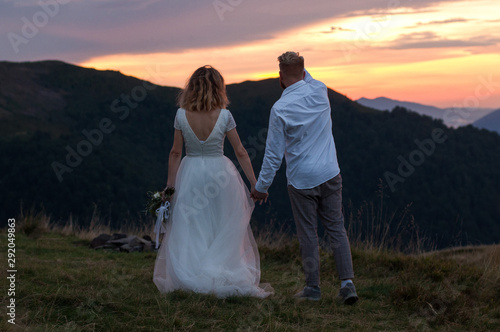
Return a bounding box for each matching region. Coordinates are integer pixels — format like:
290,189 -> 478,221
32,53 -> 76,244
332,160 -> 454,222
145,187 -> 176,217
145,187 -> 175,249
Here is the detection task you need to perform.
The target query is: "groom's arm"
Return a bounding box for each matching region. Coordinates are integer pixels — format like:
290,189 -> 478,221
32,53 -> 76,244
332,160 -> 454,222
255,107 -> 286,193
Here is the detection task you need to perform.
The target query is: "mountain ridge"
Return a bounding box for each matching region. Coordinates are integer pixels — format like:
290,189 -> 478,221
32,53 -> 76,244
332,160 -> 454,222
473,108 -> 500,134
356,96 -> 495,127
1,60 -> 500,248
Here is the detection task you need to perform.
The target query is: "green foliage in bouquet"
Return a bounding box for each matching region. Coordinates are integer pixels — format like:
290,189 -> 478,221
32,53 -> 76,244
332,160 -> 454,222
145,187 -> 175,217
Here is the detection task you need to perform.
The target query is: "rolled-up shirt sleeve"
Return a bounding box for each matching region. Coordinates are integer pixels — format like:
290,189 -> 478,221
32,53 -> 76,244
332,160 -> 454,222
255,107 -> 286,193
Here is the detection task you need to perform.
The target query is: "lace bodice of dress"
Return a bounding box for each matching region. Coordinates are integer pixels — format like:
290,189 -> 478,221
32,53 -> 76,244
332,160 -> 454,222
174,108 -> 236,157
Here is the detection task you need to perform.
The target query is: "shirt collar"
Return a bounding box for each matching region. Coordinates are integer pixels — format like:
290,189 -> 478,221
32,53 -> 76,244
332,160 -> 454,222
282,79 -> 306,96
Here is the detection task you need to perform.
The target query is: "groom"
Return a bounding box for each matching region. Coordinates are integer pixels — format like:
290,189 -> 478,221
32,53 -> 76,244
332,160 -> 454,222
252,51 -> 358,304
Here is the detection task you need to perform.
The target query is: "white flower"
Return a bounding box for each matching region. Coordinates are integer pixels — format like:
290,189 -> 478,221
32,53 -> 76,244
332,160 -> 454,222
153,192 -> 160,198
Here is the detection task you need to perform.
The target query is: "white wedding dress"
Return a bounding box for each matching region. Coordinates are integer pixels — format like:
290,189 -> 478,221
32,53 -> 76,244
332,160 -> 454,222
153,108 -> 272,298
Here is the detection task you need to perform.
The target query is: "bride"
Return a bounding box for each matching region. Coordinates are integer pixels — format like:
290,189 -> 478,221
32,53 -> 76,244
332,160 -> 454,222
153,65 -> 273,298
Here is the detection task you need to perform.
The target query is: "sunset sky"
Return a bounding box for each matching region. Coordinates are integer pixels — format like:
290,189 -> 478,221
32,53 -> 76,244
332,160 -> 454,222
1,0 -> 500,108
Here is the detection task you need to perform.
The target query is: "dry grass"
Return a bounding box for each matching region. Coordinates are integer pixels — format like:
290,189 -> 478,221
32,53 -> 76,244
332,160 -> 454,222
17,206 -> 153,241
424,244 -> 500,304
2,209 -> 498,331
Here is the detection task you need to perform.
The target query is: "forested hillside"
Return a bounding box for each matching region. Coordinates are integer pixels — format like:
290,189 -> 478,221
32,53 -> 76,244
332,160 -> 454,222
1,61 -> 499,248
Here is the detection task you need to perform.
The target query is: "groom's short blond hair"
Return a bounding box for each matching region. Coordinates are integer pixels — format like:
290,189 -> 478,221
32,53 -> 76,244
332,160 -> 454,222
278,51 -> 304,79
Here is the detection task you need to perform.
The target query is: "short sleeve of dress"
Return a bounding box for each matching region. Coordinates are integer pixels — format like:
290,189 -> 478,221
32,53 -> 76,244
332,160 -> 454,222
226,110 -> 237,132
174,109 -> 182,130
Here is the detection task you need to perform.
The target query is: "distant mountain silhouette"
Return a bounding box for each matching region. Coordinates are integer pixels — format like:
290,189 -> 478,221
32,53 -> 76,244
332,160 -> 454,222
356,97 -> 495,127
1,60 -> 500,248
473,109 -> 500,134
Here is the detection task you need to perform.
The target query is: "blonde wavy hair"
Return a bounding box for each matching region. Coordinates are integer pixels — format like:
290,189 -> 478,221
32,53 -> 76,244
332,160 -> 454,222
178,65 -> 229,112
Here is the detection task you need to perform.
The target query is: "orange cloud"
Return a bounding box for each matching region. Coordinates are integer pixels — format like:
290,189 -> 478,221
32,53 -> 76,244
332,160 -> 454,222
79,0 -> 500,109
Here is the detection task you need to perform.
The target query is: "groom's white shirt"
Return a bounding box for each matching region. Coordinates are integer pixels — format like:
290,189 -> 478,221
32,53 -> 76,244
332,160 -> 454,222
255,70 -> 340,193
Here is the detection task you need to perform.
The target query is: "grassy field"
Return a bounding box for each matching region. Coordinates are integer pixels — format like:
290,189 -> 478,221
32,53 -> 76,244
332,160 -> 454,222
1,214 -> 499,331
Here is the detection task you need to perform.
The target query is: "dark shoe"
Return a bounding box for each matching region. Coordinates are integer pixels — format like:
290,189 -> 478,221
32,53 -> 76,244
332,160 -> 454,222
294,286 -> 321,301
337,282 -> 358,305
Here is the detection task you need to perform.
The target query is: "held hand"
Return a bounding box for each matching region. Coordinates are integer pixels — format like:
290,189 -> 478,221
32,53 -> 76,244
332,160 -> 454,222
250,186 -> 257,203
251,187 -> 268,205
161,187 -> 173,203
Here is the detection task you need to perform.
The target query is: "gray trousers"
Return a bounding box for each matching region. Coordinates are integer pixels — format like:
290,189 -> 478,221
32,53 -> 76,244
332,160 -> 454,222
287,173 -> 354,286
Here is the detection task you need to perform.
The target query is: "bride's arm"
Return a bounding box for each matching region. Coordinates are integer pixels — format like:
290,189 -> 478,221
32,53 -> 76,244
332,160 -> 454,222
165,129 -> 183,190
227,128 -> 257,188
